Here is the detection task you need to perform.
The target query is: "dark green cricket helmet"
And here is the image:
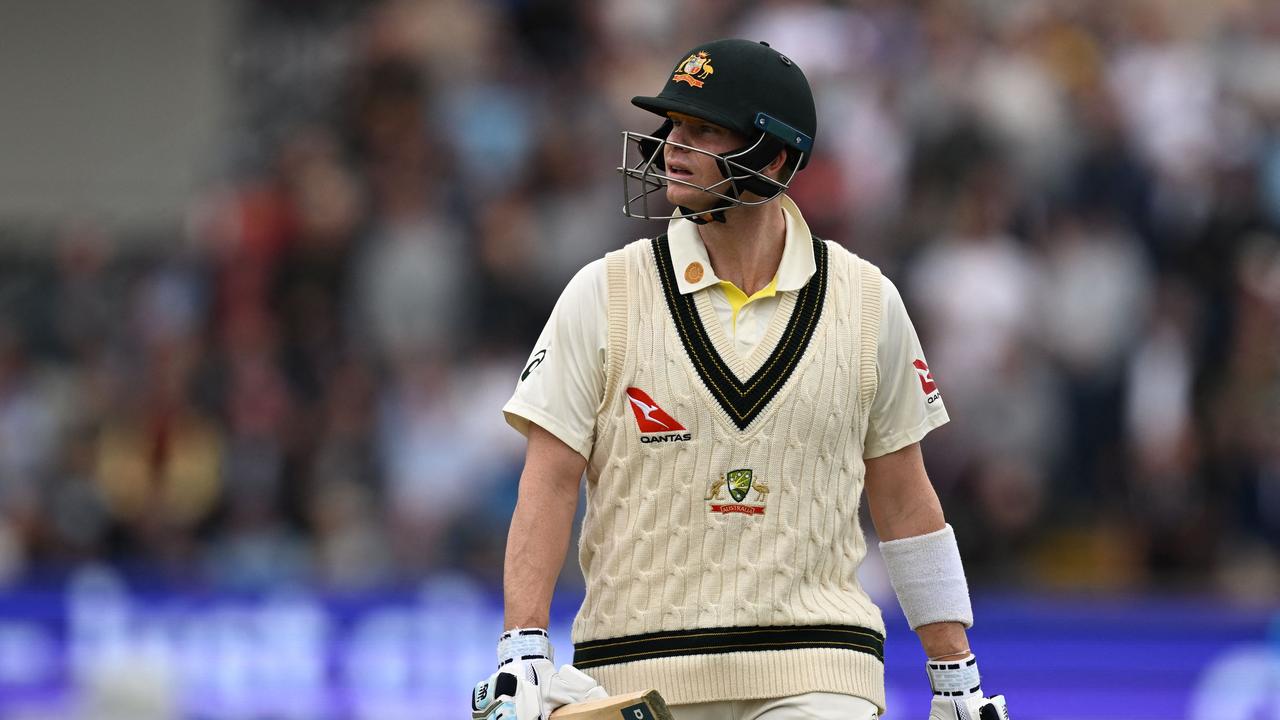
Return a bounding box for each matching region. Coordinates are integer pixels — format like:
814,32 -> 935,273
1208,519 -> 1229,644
632,38 -> 817,170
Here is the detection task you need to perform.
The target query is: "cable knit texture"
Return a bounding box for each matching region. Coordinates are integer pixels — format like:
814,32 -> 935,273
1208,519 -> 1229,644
577,238 -> 886,710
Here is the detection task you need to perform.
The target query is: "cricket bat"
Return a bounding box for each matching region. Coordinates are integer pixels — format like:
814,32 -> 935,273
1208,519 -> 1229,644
550,690 -> 674,720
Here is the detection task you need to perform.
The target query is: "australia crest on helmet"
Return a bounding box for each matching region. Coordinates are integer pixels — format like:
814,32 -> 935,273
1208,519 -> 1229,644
673,51 -> 714,88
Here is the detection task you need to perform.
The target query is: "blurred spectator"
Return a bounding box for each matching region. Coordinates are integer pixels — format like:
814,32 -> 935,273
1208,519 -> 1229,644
1109,3 -> 1219,184
907,164 -> 1041,415
1124,279 -> 1204,579
1040,211 -> 1152,503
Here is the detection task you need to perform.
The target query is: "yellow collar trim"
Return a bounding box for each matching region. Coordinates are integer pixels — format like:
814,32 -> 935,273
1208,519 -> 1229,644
719,276 -> 779,333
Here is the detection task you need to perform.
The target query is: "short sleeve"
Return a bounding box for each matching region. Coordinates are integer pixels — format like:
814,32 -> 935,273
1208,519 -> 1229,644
863,275 -> 950,459
502,259 -> 609,460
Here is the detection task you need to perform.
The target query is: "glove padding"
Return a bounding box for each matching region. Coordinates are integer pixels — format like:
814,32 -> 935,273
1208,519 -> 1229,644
472,659 -> 607,720
929,693 -> 1010,720
472,670 -> 539,720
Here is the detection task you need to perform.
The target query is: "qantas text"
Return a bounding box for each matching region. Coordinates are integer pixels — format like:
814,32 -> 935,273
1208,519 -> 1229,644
640,433 -> 692,444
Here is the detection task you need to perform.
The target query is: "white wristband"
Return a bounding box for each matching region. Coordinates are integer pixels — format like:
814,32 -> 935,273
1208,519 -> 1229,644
497,627 -> 553,667
927,652 -> 982,697
879,523 -> 974,630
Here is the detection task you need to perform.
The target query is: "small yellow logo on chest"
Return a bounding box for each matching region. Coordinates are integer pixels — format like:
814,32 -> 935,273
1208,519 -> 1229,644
684,262 -> 704,284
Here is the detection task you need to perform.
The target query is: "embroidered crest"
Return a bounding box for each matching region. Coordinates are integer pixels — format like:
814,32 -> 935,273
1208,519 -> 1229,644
707,469 -> 768,515
673,51 -> 714,88
727,468 -> 752,502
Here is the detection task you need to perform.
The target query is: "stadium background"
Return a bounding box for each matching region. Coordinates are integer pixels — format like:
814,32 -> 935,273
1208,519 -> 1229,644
0,0 -> 1278,718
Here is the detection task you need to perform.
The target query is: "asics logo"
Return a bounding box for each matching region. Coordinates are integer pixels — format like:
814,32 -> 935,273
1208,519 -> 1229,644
520,349 -> 547,381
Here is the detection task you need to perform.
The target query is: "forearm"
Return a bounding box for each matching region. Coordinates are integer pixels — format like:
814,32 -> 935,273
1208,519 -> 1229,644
883,500 -> 972,658
503,477 -> 578,628
865,443 -> 945,541
503,424 -> 586,630
917,621 -> 969,660
865,462 -> 969,657
865,444 -> 974,659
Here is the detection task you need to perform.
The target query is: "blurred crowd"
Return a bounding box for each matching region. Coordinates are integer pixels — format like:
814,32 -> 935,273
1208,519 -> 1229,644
0,0 -> 1278,600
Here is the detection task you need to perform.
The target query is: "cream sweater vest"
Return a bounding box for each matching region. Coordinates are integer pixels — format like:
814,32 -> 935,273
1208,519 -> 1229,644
573,235 -> 887,709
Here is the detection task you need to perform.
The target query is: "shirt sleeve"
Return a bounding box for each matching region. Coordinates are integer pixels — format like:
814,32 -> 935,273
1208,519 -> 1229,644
863,274 -> 950,459
502,258 -> 609,460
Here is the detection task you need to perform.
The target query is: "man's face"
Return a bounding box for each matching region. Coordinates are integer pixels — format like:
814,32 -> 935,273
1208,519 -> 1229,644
662,112 -> 747,211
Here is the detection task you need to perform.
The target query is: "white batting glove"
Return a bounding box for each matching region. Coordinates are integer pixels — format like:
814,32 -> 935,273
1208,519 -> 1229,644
926,653 -> 1010,720
472,628 -> 607,719
472,670 -> 541,720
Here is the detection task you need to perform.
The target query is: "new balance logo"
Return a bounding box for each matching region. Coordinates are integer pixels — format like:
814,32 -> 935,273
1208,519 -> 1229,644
625,388 -> 691,443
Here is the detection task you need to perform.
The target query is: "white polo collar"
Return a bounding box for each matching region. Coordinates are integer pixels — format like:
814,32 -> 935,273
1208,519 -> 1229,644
667,195 -> 817,295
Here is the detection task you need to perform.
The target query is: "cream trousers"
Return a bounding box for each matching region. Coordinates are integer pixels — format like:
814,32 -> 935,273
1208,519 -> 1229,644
669,692 -> 879,720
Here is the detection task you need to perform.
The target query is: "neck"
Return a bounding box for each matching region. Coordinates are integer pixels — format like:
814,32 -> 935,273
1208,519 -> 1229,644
696,198 -> 786,296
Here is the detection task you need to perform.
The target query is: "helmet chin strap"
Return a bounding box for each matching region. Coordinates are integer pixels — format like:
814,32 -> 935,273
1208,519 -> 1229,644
679,206 -> 727,224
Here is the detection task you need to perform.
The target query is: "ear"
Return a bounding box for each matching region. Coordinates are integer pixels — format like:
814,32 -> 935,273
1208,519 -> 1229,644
764,148 -> 789,179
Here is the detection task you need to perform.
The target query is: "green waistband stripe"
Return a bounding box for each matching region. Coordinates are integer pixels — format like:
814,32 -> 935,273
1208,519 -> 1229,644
573,623 -> 885,669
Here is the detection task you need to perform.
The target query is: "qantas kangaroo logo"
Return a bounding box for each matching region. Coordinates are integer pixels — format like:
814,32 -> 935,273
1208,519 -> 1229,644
625,388 -> 691,443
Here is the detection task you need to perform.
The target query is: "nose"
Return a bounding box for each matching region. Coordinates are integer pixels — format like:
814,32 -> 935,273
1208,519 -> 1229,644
663,131 -> 686,168
666,121 -> 689,151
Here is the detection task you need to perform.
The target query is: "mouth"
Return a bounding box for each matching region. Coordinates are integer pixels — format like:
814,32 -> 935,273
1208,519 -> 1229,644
666,161 -> 694,180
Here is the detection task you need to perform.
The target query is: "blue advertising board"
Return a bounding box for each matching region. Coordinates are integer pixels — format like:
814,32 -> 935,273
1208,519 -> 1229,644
0,570 -> 1274,719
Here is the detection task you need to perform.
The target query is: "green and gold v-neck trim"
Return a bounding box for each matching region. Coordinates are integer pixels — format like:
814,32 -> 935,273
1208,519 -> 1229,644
652,234 -> 829,431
